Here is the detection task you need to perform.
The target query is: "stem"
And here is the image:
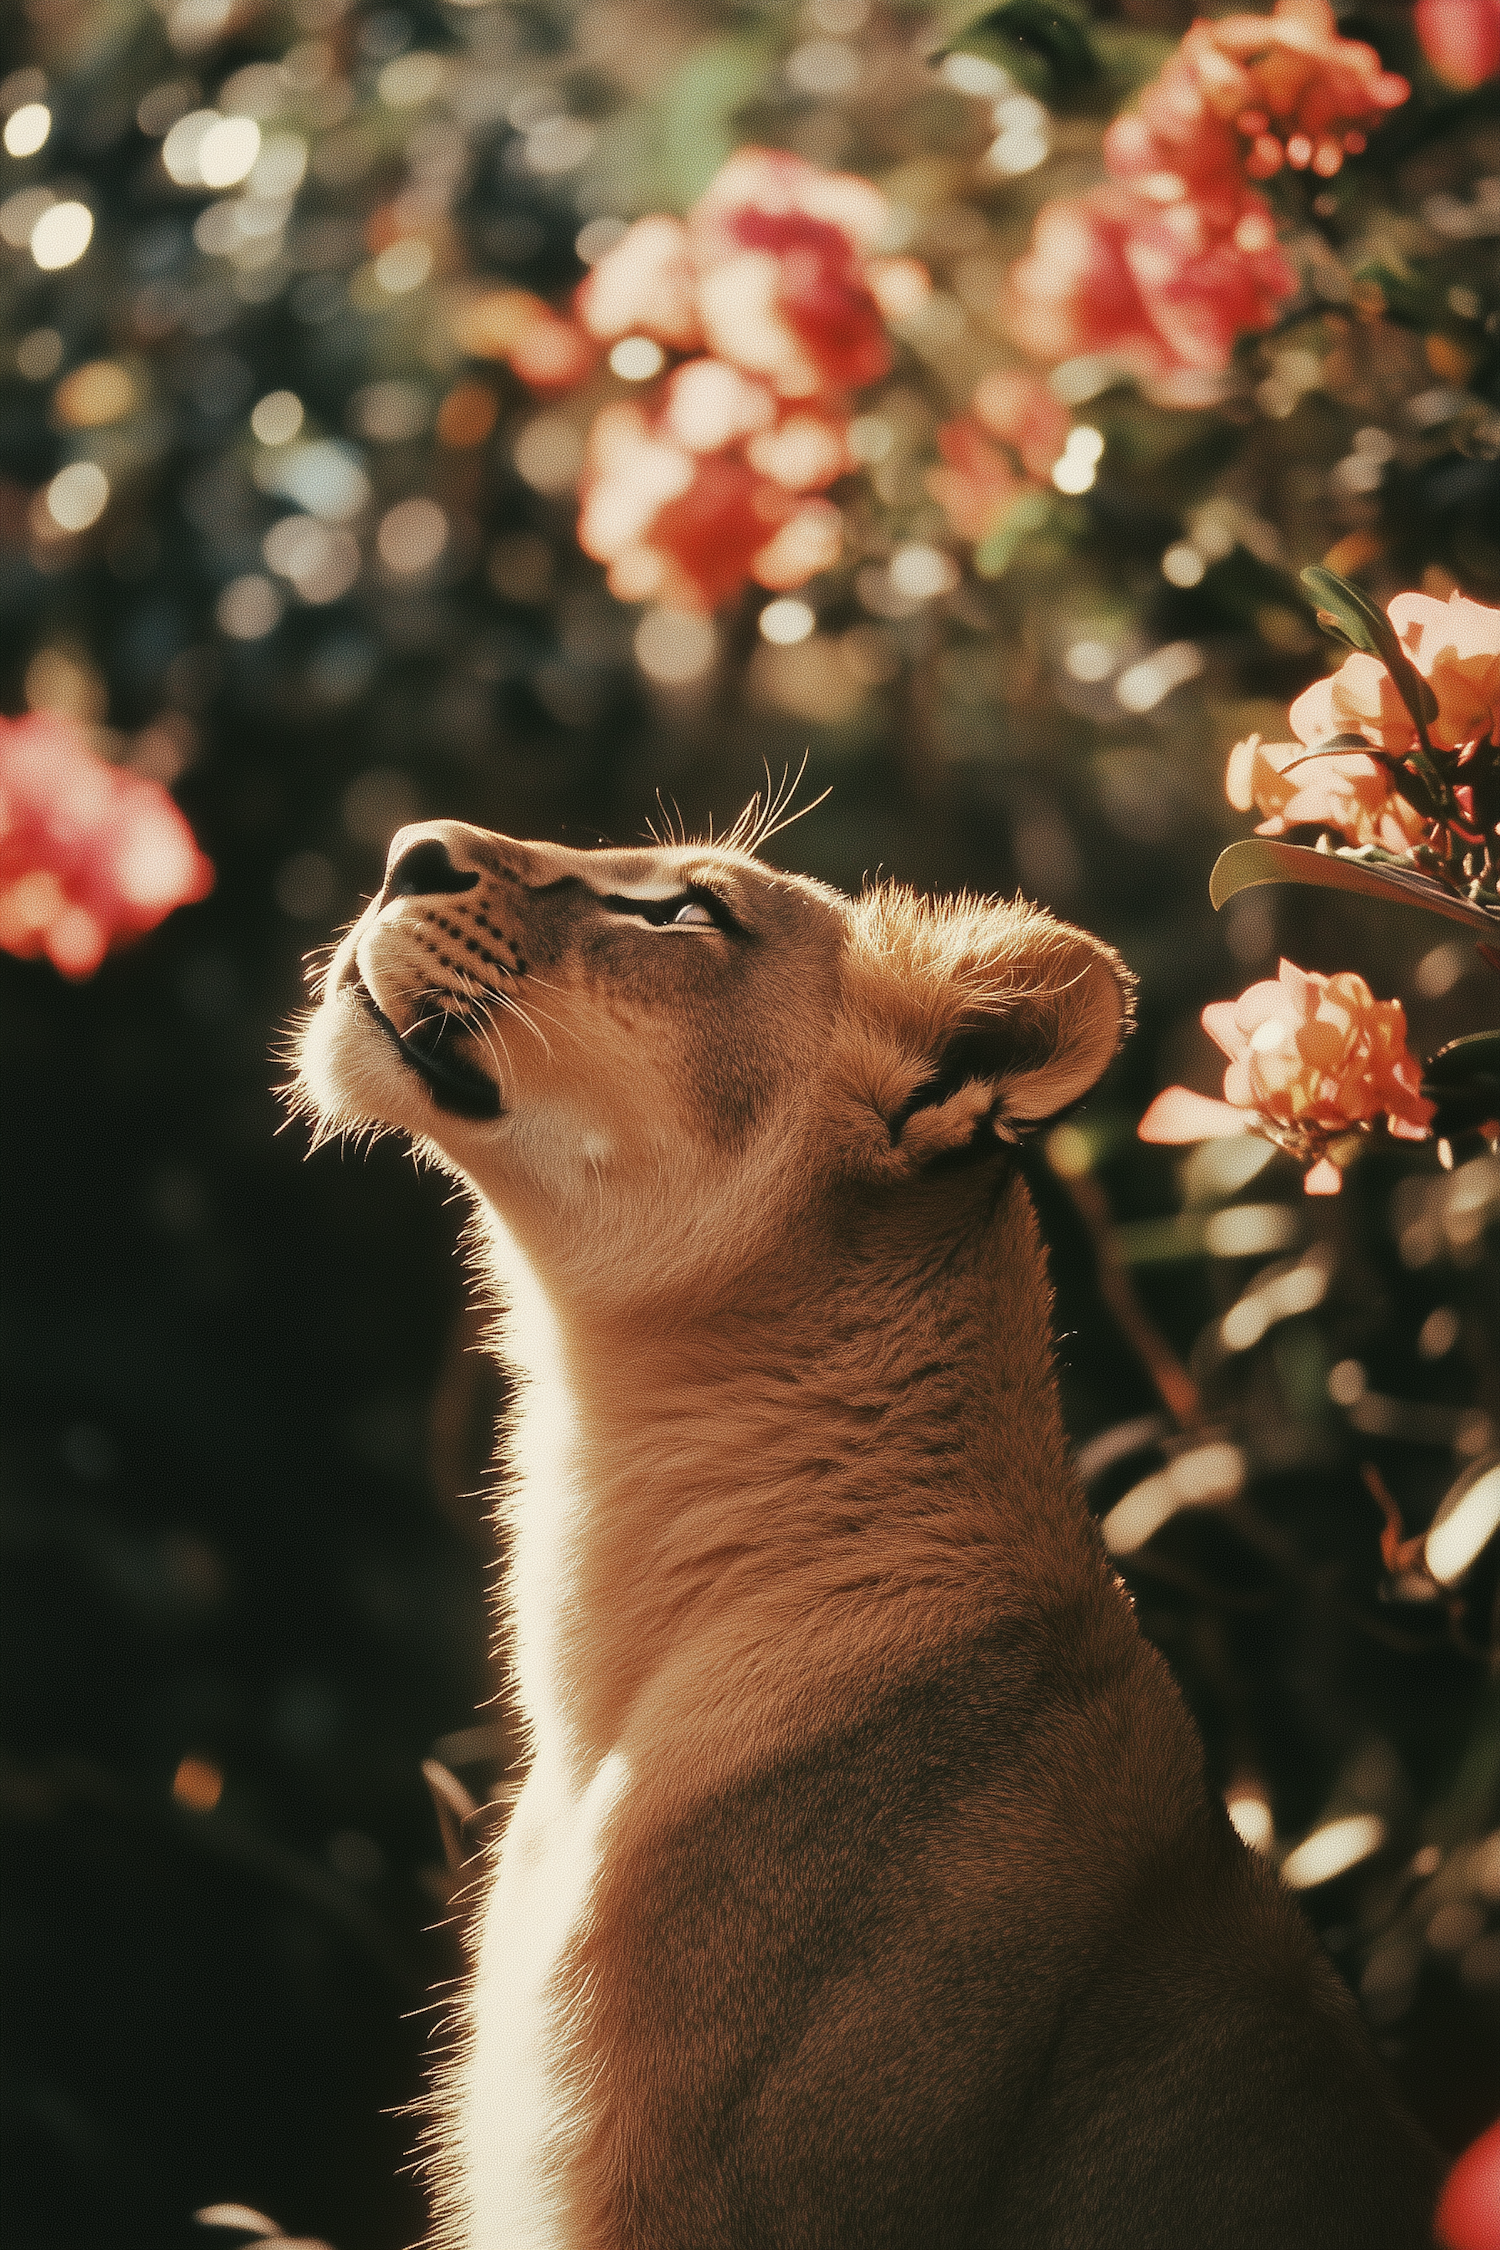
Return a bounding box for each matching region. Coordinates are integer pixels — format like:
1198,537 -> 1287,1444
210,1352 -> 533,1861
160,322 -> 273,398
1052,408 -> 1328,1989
1054,1167 -> 1202,1430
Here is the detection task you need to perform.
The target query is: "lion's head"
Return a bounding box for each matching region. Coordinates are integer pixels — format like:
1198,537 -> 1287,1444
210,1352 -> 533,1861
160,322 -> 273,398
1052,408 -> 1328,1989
296,813 -> 1132,1309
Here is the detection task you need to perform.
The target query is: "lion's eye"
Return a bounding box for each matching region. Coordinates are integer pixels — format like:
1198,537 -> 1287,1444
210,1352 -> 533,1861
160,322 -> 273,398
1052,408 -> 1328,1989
672,901 -> 716,926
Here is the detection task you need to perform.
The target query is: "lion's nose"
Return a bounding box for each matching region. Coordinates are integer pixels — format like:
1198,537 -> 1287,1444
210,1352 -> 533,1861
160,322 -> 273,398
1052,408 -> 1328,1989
384,835 -> 480,900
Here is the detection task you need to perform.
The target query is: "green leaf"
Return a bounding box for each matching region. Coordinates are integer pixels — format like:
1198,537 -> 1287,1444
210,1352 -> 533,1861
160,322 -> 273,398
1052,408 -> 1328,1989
1209,838 -> 1500,931
1300,565 -> 1440,731
946,0 -> 1098,99
651,37 -> 772,208
974,486 -> 1054,576
1421,1031 -> 1500,1138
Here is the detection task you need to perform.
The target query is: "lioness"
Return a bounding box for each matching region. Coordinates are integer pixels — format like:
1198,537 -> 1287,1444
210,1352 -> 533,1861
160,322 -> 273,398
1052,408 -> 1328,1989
296,816 -> 1441,2250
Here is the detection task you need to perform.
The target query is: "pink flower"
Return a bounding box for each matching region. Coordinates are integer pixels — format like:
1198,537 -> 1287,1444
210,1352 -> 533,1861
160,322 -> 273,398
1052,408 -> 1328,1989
1141,961 -> 1434,1191
1204,959 -> 1433,1140
653,358 -> 853,492
659,358 -> 778,453
577,400 -> 840,609
1289,589 -> 1500,758
1415,0 -> 1500,89
0,712 -> 213,979
1008,190 -> 1164,370
576,153 -> 918,404
1008,180 -> 1294,377
1109,0 -> 1407,188
1225,733 -> 1427,851
1138,1085 -> 1256,1142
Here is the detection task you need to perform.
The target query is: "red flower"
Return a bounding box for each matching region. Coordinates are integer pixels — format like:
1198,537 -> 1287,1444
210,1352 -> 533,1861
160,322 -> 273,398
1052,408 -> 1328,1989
567,152 -> 921,604
1008,180 -> 1294,378
576,151 -> 906,404
1415,0 -> 1500,89
691,149 -> 895,399
1108,0 -> 1406,187
0,712 -> 213,979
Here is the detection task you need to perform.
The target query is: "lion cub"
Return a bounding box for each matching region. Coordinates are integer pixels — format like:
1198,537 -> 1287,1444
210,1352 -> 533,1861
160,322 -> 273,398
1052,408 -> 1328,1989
297,818 -> 1440,2250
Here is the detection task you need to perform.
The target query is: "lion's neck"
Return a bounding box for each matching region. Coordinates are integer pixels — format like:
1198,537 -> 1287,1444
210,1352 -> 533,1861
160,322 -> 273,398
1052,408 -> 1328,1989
484,1168 -> 1100,1795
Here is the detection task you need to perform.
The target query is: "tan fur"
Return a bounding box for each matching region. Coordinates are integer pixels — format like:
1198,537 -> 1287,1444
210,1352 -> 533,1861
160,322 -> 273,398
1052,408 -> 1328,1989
294,818 -> 1439,2250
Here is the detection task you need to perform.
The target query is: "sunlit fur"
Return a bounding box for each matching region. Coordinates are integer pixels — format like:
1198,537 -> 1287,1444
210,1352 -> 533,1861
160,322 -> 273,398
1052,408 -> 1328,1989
293,812 -> 1440,2250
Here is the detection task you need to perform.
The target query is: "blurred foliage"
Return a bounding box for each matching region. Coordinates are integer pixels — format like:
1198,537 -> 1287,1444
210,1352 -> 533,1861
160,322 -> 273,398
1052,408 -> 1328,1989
0,0 -> 1498,2244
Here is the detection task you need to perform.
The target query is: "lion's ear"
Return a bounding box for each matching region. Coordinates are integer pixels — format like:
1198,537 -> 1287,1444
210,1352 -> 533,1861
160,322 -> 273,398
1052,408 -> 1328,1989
840,897 -> 1133,1172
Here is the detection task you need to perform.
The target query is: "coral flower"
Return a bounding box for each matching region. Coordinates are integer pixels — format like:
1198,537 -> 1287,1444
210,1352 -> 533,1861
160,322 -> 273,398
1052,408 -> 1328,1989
1141,961 -> 1434,1190
1289,590 -> 1500,758
1008,181 -> 1294,377
1225,734 -> 1427,851
1203,959 -> 1433,1140
0,713 -> 213,979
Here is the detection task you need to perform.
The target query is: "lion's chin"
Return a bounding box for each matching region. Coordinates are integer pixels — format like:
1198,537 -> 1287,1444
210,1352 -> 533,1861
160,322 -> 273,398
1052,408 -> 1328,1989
299,981 -> 503,1136
350,974 -> 504,1122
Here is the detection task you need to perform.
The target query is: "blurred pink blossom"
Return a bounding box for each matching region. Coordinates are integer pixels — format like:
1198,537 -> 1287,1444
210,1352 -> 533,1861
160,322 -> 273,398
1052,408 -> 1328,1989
448,286 -> 598,391
577,401 -> 840,609
0,712 -> 213,979
1414,0 -> 1500,90
1008,181 -> 1294,377
928,419 -> 1028,544
575,216 -> 703,350
970,371 -> 1071,479
578,150 -> 906,403
692,149 -> 895,398
567,151 -> 924,606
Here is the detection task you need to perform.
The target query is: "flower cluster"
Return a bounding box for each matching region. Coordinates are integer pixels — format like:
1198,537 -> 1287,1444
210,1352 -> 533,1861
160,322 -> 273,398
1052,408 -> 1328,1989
1140,959 -> 1434,1192
1292,590 -> 1500,762
0,714 -> 213,979
555,150 -> 928,610
1111,0 -> 1408,187
1144,584 -> 1500,1190
1240,587 -> 1500,900
1007,0 -> 1406,382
